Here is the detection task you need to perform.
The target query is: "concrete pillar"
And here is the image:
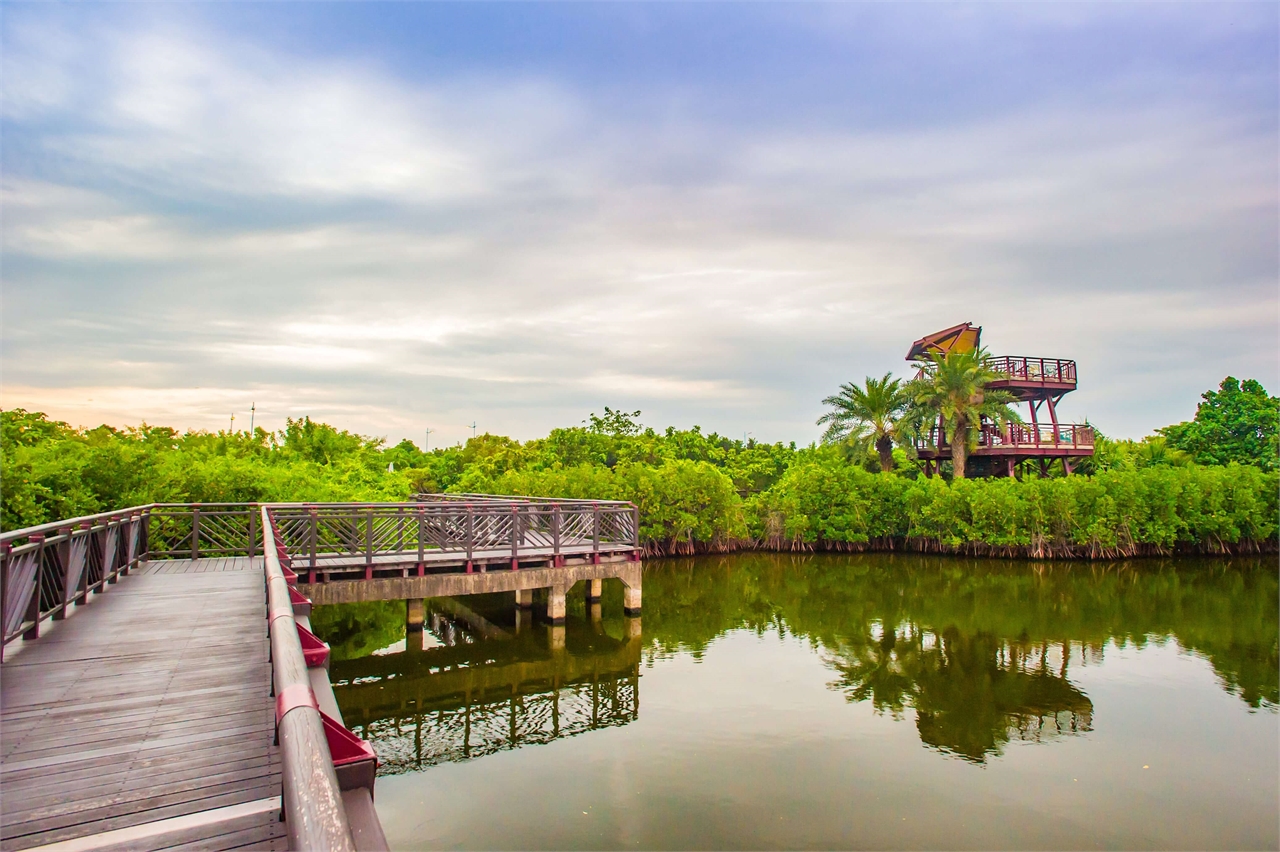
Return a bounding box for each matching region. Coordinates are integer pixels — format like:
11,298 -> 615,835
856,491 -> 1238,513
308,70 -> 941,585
622,579 -> 641,615
546,585 -> 567,624
586,579 -> 603,601
625,615 -> 642,641
407,598 -> 425,631
589,601 -> 603,623
549,624 -> 566,652
515,607 -> 532,634
514,588 -> 533,609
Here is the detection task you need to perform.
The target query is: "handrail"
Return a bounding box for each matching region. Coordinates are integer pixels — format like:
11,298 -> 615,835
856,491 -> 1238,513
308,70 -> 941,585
988,355 -> 1078,384
1,509 -> 148,652
2,496 -> 641,651
413,492 -> 634,506
915,423 -> 1095,451
263,508 -> 358,852
268,500 -> 638,578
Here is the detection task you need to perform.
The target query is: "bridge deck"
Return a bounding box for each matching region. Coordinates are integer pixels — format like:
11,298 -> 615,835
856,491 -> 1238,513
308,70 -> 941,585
0,558 -> 285,852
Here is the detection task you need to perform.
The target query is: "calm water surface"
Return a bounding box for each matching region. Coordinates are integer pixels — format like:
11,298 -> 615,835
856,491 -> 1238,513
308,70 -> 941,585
311,554 -> 1279,850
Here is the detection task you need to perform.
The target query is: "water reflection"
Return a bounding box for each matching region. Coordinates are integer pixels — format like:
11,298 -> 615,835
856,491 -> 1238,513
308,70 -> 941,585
312,554 -> 1276,771
827,629 -> 1094,762
321,598 -> 642,774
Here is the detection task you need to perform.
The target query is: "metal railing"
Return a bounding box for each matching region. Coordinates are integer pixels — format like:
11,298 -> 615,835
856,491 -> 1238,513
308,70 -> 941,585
989,356 -> 1077,384
1,495 -> 641,651
1,508 -> 147,649
915,423 -> 1095,452
147,503 -> 260,558
270,497 -> 639,578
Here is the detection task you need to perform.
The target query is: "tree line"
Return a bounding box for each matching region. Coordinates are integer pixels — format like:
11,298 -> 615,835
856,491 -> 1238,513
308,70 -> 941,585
1,374 -> 1275,558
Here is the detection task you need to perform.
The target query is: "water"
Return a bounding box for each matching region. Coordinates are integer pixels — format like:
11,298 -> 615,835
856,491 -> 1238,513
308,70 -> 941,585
311,554 -> 1279,850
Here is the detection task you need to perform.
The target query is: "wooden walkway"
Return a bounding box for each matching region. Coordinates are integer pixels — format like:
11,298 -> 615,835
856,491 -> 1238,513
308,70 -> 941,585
0,558 -> 286,852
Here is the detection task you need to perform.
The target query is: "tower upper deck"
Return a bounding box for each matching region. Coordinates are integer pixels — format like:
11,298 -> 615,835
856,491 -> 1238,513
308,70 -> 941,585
906,323 -> 1077,401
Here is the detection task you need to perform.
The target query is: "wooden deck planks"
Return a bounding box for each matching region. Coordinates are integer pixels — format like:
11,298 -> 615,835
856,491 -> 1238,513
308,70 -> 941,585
0,559 -> 285,851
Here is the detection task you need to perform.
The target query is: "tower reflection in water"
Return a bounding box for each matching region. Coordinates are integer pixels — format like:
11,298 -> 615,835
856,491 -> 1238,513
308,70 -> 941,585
326,596 -> 642,775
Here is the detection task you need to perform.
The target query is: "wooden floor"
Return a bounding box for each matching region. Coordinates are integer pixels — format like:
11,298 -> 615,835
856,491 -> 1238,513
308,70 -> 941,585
0,558 -> 286,851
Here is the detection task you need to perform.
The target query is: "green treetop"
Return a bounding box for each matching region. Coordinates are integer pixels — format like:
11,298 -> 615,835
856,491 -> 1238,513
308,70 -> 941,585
816,373 -> 912,473
1159,378 -> 1278,472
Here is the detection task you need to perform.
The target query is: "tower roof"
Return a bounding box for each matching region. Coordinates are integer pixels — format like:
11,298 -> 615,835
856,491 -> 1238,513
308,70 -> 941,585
906,322 -> 982,361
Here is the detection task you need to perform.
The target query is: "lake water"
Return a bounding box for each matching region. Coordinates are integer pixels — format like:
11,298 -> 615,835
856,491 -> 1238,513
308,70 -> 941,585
311,554 -> 1279,850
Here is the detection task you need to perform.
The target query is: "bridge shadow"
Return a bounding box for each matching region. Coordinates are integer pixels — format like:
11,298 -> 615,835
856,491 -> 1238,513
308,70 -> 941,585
327,597 -> 642,775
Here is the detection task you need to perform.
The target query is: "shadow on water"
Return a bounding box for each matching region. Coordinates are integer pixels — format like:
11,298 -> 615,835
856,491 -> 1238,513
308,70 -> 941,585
312,553 -> 1277,769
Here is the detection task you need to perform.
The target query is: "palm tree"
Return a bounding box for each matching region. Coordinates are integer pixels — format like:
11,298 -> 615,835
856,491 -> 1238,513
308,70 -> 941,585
908,349 -> 1021,479
817,373 -> 911,472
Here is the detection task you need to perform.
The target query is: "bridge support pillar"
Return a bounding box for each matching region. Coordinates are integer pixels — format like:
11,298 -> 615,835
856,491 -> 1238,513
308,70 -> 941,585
625,615 -> 642,640
586,579 -> 602,601
589,601 -> 603,623
546,584 -> 567,624
515,607 -> 532,634
406,598 -> 425,630
549,624 -> 566,651
622,578 -> 641,615
514,588 -> 533,609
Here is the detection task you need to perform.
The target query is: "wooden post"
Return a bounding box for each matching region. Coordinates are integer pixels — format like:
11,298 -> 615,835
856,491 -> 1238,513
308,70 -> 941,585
465,506 -> 474,573
53,529 -> 70,620
23,535 -> 44,639
592,504 -> 600,564
248,507 -> 258,558
191,505 -> 201,561
510,506 -> 519,570
551,504 -> 562,567
309,507 -> 318,578
416,508 -> 425,576
631,506 -> 640,559
364,510 -> 373,580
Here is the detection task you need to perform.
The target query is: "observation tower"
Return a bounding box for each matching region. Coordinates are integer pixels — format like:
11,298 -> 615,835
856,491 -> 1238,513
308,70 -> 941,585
907,322 -> 1095,477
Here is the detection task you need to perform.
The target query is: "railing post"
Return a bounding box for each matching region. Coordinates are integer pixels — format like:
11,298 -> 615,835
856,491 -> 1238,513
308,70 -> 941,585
52,528 -> 70,620
23,535 -> 44,640
140,509 -> 150,561
248,507 -> 258,558
592,503 -> 600,565
416,507 -> 425,577
309,507 -> 318,581
465,505 -> 474,573
364,509 -> 373,581
0,542 -> 9,657
631,506 -> 640,559
552,503 -> 562,568
191,505 -> 201,561
510,505 -> 519,570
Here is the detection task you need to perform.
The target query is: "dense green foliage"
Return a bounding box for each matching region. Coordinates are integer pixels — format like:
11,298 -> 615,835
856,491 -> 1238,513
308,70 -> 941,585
755,460 -> 1277,556
3,379 -> 1277,556
1160,377 -> 1279,471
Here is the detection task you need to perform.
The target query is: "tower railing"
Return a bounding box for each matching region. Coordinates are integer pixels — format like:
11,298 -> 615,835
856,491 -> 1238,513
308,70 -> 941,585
988,356 -> 1077,384
914,423 -> 1094,453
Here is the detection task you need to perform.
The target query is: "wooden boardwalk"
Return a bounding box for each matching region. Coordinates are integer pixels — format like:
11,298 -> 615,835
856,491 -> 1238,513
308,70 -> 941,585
0,558 -> 286,852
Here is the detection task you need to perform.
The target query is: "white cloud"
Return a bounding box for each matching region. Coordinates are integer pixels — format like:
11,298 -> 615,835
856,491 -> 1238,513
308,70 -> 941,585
2,10 -> 1275,444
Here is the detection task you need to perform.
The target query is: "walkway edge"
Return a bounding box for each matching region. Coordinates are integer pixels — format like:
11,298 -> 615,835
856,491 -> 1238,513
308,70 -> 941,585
18,797 -> 282,852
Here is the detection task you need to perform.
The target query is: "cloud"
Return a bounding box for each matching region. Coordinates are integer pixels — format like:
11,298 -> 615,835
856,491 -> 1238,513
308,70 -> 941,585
2,7 -> 1275,444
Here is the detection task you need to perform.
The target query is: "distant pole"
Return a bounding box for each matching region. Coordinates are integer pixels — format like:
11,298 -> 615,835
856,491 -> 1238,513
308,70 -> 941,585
230,413 -> 235,434
425,428 -> 435,451
250,403 -> 255,434
470,421 -> 477,440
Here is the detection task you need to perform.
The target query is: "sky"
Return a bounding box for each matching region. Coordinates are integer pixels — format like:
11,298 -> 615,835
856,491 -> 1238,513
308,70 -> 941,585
2,2 -> 1276,447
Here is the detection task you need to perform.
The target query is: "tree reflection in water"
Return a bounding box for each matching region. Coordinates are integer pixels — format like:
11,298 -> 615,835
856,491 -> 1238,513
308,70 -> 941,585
312,553 -> 1276,769
827,626 -> 1094,762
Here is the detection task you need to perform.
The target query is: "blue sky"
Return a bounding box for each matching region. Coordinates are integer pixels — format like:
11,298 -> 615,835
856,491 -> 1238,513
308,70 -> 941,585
2,3 -> 1276,445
